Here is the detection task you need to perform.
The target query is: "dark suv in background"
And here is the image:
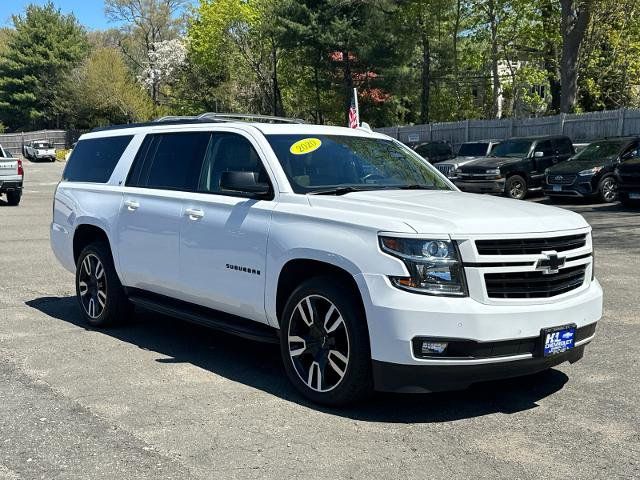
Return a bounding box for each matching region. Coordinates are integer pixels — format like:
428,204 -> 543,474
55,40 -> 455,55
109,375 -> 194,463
545,137 -> 640,203
455,135 -> 574,200
412,140 -> 455,163
616,151 -> 640,207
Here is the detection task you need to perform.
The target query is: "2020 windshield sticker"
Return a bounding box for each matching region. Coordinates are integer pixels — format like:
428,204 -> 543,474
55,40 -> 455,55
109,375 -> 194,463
290,138 -> 322,155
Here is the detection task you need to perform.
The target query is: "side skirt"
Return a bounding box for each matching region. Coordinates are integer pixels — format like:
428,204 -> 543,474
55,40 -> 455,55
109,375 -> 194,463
125,287 -> 279,344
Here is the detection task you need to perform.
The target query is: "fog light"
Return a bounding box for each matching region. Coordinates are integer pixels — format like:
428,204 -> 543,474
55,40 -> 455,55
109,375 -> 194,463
421,341 -> 448,355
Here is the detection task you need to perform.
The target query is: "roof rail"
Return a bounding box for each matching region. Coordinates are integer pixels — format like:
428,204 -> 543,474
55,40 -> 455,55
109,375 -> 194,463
154,115 -> 199,122
196,112 -> 306,124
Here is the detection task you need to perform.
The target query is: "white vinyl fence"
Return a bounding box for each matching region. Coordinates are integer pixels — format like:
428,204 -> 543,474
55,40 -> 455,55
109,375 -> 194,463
376,108 -> 640,148
0,130 -> 67,157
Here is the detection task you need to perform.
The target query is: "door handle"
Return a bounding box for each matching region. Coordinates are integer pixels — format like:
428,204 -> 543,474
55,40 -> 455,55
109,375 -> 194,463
124,199 -> 139,211
185,208 -> 204,220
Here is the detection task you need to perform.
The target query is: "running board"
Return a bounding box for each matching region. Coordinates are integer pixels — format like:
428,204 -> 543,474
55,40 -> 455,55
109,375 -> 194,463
126,288 -> 279,344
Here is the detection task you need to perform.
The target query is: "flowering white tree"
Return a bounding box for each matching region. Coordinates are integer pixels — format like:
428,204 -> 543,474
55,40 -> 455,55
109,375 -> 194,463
138,38 -> 187,102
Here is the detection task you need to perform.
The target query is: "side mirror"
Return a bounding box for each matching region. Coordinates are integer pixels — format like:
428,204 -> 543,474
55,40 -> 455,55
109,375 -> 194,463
534,151 -> 544,158
220,171 -> 271,196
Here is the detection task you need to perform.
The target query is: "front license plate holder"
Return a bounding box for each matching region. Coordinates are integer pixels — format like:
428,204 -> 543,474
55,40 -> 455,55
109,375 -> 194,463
541,324 -> 576,357
552,185 -> 562,192
629,192 -> 640,200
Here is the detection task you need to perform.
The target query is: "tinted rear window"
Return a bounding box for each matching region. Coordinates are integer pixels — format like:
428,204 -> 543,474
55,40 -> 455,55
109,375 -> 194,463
63,136 -> 133,183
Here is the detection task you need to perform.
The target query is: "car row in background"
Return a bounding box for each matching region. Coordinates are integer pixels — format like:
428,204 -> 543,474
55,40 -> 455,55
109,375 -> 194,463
412,135 -> 640,206
0,143 -> 23,205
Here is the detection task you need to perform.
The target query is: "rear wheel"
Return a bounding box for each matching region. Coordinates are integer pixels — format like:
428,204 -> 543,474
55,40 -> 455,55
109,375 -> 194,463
505,175 -> 527,200
280,277 -> 372,406
6,190 -> 21,206
598,176 -> 617,203
76,241 -> 131,327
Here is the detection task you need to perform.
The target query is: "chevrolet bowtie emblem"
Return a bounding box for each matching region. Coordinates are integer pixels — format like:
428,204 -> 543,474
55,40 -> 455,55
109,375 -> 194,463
537,250 -> 565,275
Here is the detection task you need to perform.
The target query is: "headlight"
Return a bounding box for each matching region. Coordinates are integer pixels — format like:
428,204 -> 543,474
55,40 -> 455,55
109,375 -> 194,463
578,166 -> 603,176
380,237 -> 467,296
485,169 -> 500,175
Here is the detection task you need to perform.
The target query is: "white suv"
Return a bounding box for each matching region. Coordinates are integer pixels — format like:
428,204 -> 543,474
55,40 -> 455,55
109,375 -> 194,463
51,114 -> 602,405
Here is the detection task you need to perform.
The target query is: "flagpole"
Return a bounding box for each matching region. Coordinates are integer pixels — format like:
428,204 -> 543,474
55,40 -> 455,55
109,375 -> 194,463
353,88 -> 360,127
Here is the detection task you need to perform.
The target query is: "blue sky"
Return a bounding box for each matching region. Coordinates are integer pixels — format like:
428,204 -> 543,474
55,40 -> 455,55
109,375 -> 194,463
1,1 -> 116,30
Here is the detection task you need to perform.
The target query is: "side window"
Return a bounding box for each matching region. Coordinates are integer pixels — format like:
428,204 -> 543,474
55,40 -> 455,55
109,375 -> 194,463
197,133 -> 269,195
536,140 -> 555,157
63,135 -> 133,183
555,138 -> 573,155
129,132 -> 211,191
416,144 -> 434,158
622,144 -> 640,161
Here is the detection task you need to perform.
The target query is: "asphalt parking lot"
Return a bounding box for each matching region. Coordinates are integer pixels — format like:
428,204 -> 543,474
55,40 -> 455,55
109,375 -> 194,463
1,161 -> 638,480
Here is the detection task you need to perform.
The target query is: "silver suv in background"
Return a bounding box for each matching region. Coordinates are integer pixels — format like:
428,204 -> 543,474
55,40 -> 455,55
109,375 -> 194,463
433,140 -> 500,179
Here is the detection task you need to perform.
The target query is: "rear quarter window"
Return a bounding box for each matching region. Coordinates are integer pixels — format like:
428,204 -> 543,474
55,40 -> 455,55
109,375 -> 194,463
63,136 -> 133,183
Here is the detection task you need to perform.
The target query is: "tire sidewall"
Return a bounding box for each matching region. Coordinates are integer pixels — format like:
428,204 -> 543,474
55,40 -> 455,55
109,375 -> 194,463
75,242 -> 118,327
279,277 -> 372,406
598,175 -> 617,203
506,175 -> 527,200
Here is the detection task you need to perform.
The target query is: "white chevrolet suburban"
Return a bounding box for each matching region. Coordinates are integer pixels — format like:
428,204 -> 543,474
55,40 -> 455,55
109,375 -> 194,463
50,114 -> 603,405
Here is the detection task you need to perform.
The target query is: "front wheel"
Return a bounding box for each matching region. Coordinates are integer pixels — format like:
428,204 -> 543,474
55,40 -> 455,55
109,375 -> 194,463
505,175 -> 528,200
598,176 -> 618,203
76,241 -> 131,327
279,277 -> 372,406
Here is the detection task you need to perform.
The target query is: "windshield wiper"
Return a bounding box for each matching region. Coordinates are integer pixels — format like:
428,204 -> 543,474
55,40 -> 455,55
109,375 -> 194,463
396,184 -> 437,190
308,186 -> 383,196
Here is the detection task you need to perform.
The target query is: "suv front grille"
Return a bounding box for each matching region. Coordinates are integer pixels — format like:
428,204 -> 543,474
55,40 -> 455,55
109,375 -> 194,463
485,265 -> 586,299
547,174 -> 576,185
435,164 -> 455,177
476,234 -> 587,256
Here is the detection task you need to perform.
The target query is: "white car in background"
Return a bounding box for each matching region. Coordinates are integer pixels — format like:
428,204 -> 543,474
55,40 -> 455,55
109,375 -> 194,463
24,140 -> 56,162
50,114 -> 602,406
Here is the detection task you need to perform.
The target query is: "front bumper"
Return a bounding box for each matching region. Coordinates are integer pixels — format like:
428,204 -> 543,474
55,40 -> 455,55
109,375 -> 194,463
355,273 -> 602,392
373,344 -> 587,393
545,177 -> 596,197
455,178 -> 505,194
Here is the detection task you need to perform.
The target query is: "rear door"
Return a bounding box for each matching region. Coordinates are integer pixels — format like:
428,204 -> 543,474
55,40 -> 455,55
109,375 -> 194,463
115,131 -> 211,296
178,131 -> 276,323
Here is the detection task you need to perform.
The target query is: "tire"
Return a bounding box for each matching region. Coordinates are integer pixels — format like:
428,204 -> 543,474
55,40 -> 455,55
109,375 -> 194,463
6,191 -> 21,206
505,175 -> 528,200
598,176 -> 618,203
279,276 -> 372,406
75,241 -> 131,328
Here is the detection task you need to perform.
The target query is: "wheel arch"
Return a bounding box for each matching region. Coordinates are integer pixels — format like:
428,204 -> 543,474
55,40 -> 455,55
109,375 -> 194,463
274,258 -> 366,328
72,223 -> 113,264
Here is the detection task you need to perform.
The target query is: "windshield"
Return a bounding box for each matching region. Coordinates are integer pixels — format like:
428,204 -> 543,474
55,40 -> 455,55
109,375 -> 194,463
34,142 -> 51,149
266,134 -> 452,194
458,143 -> 489,157
572,140 -> 627,161
490,140 -> 532,158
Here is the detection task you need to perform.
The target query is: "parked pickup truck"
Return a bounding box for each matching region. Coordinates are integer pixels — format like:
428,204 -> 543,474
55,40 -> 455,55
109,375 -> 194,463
51,115 -> 601,405
0,144 -> 23,206
455,135 -> 575,200
24,140 -> 56,162
433,140 -> 501,179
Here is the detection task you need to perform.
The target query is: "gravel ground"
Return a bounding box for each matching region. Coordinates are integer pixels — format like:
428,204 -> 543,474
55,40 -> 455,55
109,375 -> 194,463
0,161 -> 638,480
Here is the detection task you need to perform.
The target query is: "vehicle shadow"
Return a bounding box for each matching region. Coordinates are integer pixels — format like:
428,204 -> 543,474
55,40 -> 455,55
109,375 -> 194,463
26,295 -> 570,423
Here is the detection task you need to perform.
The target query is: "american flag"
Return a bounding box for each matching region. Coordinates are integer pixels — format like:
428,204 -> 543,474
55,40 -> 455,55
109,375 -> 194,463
348,89 -> 359,128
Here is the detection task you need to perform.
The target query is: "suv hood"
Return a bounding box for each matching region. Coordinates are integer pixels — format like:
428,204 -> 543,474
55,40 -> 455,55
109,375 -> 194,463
459,156 -> 523,171
548,157 -> 615,174
307,190 -> 588,235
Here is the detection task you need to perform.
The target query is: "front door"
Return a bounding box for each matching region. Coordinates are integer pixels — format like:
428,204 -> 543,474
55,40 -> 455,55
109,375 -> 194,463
179,131 -> 276,324
115,131 -> 211,297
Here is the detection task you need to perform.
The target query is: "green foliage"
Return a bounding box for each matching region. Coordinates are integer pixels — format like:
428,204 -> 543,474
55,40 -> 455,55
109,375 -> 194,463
0,2 -> 87,130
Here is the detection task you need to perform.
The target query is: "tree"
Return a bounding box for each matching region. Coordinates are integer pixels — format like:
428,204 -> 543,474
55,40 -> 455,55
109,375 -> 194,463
559,0 -> 593,113
62,47 -> 154,128
0,2 -> 87,130
105,0 -> 187,105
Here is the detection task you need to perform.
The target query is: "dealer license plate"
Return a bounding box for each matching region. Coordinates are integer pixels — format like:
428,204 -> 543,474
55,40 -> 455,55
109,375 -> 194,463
542,325 -> 576,357
553,185 -> 562,192
629,192 -> 640,200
